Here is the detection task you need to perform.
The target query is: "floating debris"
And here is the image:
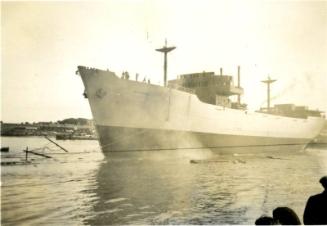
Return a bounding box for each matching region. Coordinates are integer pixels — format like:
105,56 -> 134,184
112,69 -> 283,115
1,147 -> 9,152
266,155 -> 289,160
190,159 -> 228,164
232,159 -> 246,164
1,160 -> 37,166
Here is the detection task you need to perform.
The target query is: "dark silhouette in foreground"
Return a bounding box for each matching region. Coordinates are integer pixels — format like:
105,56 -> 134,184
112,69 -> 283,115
273,207 -> 301,225
255,215 -> 278,225
255,207 -> 301,225
303,176 -> 327,225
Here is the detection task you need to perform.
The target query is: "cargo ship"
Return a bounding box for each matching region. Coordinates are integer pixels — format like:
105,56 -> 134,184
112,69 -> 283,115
77,44 -> 324,154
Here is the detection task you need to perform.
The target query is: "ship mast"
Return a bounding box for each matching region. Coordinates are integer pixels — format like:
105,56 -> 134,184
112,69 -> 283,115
261,76 -> 277,110
156,40 -> 176,87
237,66 -> 241,105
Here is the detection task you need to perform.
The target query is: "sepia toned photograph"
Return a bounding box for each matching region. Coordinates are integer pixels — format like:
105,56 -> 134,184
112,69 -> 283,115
1,0 -> 327,225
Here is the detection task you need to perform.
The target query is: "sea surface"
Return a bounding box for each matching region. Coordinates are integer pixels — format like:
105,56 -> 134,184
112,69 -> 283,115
1,136 -> 327,225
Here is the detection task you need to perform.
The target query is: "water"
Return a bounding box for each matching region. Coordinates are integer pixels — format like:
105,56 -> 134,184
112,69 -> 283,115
1,137 -> 326,225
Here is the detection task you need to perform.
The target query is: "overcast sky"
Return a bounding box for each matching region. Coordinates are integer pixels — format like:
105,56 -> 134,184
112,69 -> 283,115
1,0 -> 327,123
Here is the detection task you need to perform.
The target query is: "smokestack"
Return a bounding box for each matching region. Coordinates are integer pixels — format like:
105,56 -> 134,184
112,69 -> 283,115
237,66 -> 241,104
220,68 -> 223,76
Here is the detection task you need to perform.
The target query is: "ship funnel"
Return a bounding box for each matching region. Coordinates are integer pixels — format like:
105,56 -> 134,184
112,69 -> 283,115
156,40 -> 176,87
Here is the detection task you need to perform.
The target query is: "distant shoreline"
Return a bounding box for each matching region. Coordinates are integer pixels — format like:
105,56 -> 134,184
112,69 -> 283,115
1,118 -> 96,138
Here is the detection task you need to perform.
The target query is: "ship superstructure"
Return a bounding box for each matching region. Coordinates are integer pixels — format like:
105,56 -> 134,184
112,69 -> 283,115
168,70 -> 246,110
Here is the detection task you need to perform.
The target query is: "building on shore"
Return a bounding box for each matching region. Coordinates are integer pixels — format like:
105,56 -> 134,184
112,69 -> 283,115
0,119 -> 96,137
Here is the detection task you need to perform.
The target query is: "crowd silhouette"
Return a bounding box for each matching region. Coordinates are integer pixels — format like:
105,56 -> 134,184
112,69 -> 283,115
255,176 -> 327,225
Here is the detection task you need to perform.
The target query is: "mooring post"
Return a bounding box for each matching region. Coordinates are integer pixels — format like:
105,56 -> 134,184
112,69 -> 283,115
25,146 -> 28,162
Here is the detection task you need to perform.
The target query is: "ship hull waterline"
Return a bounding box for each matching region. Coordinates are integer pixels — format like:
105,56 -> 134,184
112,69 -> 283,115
96,125 -> 309,155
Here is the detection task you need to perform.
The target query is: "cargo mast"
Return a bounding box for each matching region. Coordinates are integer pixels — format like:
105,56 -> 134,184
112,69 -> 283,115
237,66 -> 241,105
261,76 -> 277,110
156,40 -> 176,87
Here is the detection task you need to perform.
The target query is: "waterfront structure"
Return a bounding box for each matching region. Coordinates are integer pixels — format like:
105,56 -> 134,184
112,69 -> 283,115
0,120 -> 95,137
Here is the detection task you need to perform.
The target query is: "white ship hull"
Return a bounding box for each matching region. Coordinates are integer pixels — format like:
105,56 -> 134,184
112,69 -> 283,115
78,66 -> 325,154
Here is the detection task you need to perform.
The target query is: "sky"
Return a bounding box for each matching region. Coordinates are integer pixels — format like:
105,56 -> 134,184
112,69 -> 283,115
1,0 -> 327,123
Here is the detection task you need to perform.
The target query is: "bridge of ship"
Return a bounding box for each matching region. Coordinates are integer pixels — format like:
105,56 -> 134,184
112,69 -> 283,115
168,72 -> 245,109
